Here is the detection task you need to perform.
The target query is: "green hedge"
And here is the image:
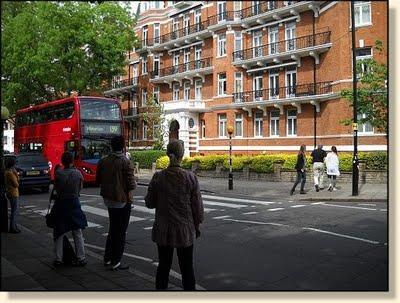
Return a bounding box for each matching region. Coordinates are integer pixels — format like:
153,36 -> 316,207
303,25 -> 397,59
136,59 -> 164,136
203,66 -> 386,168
130,150 -> 166,169
149,151 -> 388,172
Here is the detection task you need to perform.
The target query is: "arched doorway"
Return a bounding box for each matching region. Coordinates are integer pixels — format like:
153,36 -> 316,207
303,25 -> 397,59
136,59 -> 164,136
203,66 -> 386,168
169,120 -> 180,141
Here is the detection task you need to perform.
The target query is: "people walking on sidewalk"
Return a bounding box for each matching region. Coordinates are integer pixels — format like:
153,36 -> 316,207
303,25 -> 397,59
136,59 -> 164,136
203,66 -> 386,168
96,135 -> 137,270
290,144 -> 307,195
145,140 -> 204,291
53,151 -> 88,267
311,144 -> 327,192
4,156 -> 21,233
325,146 -> 340,191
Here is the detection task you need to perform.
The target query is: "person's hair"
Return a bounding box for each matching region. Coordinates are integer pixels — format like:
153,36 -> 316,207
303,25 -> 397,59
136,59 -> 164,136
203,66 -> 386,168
5,157 -> 16,169
317,144 -> 323,149
167,140 -> 184,165
61,151 -> 74,168
111,135 -> 125,152
298,144 -> 306,156
331,146 -> 338,155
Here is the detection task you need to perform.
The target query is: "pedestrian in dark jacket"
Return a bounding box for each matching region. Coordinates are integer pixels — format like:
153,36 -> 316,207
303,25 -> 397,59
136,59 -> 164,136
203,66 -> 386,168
145,140 -> 204,291
53,151 -> 87,267
290,144 -> 307,195
96,135 -> 137,270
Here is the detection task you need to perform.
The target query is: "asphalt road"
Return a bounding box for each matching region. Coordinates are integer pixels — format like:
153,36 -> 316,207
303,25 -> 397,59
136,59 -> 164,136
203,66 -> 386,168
16,185 -> 388,291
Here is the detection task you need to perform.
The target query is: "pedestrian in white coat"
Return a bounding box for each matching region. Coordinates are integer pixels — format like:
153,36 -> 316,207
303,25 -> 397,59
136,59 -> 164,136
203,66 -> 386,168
325,146 -> 340,191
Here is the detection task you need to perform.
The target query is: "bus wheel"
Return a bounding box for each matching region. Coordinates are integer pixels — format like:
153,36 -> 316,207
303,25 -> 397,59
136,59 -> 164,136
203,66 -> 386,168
41,186 -> 50,193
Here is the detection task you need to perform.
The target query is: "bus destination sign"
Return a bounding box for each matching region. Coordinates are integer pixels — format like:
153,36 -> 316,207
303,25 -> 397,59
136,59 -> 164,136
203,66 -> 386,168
82,123 -> 121,135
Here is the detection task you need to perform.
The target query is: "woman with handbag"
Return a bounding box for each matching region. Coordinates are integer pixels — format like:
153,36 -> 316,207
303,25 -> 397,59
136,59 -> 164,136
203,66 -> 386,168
52,151 -> 88,267
325,146 -> 340,191
4,156 -> 21,233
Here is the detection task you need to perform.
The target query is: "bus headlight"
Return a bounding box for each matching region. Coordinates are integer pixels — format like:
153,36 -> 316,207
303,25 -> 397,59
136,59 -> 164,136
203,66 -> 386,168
82,167 -> 93,174
48,161 -> 53,170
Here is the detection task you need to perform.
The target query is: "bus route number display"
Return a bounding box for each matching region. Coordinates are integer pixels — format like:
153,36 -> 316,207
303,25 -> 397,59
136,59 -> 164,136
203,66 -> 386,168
82,123 -> 121,135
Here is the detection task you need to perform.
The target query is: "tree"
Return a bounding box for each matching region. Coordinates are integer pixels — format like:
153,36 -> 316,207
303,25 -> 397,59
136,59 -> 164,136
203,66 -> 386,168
142,93 -> 167,150
1,1 -> 137,113
341,40 -> 388,134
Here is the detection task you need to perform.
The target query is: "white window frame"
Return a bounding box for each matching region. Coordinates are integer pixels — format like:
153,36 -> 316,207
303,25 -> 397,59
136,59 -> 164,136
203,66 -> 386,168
217,34 -> 227,57
285,22 -> 296,51
201,120 -> 206,138
153,55 -> 159,77
217,1 -> 227,23
132,121 -> 138,141
184,14 -> 190,35
253,75 -> 263,101
354,1 -> 372,27
153,86 -> 160,104
234,31 -> 243,61
143,27 -> 148,47
269,26 -> 279,55
195,79 -> 202,101
142,57 -> 147,75
173,52 -> 179,73
269,71 -> 279,99
142,89 -> 147,106
173,83 -> 180,101
270,110 -> 280,137
184,50 -> 190,71
358,113 -> 374,134
142,121 -> 148,140
234,1 -> 242,20
234,72 -> 243,102
218,114 -> 227,138
286,109 -> 297,137
195,46 -> 202,69
235,113 -> 243,137
254,112 -> 263,137
253,30 -> 263,58
355,47 -> 373,78
285,68 -> 297,98
218,73 -> 227,96
154,23 -> 160,45
184,82 -> 190,101
172,17 -> 180,39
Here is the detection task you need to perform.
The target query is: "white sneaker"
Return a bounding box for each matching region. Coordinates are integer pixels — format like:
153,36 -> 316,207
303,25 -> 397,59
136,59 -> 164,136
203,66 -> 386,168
333,187 -> 338,191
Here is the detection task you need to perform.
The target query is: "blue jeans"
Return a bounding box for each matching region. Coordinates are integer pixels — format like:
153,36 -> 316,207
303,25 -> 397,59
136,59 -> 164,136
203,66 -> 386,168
7,195 -> 18,231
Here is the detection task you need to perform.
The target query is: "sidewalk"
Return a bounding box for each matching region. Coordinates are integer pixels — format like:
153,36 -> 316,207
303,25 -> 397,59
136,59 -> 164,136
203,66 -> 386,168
136,170 -> 387,203
1,226 -> 162,291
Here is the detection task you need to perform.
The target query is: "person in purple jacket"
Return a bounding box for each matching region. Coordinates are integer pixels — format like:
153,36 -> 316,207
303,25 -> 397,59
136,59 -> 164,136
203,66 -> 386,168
145,140 -> 204,291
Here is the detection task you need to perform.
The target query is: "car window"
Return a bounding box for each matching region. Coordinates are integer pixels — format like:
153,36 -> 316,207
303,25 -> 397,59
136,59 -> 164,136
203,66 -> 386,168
17,154 -> 48,165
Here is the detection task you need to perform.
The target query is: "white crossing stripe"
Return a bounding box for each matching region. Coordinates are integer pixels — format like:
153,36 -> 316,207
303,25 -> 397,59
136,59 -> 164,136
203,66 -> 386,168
290,205 -> 306,208
242,212 -> 258,215
202,194 -> 275,205
222,218 -> 288,227
212,215 -> 231,219
358,203 -> 376,206
143,227 -> 153,230
81,205 -> 147,222
267,208 -> 285,212
380,209 -> 387,212
33,209 -> 102,228
22,205 -> 37,208
311,202 -> 325,205
302,227 -> 380,244
318,203 -> 377,211
203,200 -> 247,209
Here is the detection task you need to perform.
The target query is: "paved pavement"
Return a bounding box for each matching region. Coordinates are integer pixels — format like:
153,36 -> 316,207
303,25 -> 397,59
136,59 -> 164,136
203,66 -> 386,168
136,170 -> 388,203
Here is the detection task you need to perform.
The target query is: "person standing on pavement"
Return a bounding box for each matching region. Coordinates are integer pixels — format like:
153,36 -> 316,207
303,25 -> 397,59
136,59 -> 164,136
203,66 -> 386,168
325,146 -> 340,191
310,144 -> 327,192
290,144 -> 307,195
4,157 -> 21,233
96,135 -> 137,270
145,140 -> 204,291
53,151 -> 88,266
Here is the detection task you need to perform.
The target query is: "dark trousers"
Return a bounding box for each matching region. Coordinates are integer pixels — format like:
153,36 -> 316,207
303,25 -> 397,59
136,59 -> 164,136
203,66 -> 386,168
7,195 -> 18,231
104,203 -> 131,265
156,244 -> 196,291
291,170 -> 306,192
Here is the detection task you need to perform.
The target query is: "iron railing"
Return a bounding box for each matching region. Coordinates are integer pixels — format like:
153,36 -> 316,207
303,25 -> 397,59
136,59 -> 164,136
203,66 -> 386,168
155,19 -> 210,45
122,108 -> 138,117
207,11 -> 237,26
232,81 -> 333,103
150,57 -> 212,78
107,77 -> 139,91
232,31 -> 331,62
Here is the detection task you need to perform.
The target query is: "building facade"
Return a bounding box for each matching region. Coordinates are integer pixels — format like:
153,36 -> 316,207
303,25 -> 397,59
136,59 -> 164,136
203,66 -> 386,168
103,1 -> 387,156
3,119 -> 14,153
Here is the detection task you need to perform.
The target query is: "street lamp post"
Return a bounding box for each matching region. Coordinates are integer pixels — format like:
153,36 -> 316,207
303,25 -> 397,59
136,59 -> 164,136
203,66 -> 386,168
1,106 -> 10,232
351,1 -> 359,196
227,125 -> 234,190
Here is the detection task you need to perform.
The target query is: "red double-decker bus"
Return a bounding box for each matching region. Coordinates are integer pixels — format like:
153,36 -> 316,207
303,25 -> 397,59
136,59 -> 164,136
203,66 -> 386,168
14,96 -> 124,182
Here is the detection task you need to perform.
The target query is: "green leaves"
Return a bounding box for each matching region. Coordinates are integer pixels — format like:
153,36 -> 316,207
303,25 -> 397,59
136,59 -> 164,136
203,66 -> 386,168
341,40 -> 388,133
1,1 -> 137,113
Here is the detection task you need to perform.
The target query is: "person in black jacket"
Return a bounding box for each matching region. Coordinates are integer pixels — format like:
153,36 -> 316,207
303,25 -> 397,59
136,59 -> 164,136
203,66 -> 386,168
290,144 -> 307,195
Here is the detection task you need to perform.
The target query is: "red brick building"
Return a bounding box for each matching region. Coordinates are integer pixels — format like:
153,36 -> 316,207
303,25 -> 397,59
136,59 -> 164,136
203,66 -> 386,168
103,1 -> 387,156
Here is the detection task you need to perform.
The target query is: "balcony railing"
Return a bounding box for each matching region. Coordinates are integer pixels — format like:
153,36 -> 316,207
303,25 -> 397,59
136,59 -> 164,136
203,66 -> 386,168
106,77 -> 139,91
232,31 -> 331,62
240,1 -> 299,19
155,19 -> 210,46
137,38 -> 154,50
122,108 -> 138,117
150,57 -> 212,78
232,82 -> 333,103
207,11 -> 237,26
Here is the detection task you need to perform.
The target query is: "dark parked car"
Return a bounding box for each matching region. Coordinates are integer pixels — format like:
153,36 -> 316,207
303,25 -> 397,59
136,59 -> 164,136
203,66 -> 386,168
4,153 -> 51,193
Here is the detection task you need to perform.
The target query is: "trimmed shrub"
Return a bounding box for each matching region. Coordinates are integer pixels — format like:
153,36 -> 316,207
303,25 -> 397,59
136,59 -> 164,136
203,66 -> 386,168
249,155 -> 277,173
130,150 -> 166,169
156,155 -> 169,169
359,151 -> 387,170
222,156 -> 252,171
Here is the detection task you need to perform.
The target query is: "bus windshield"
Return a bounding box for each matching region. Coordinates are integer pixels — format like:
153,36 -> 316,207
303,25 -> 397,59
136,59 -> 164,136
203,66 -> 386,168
81,138 -> 112,162
80,98 -> 121,121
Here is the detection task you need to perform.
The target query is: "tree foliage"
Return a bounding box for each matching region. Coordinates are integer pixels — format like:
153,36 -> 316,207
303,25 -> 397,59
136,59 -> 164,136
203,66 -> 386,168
1,1 -> 137,113
142,93 -> 167,151
341,40 -> 388,133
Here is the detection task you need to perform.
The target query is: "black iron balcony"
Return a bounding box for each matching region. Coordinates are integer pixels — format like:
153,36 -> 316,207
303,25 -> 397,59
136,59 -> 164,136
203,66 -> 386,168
232,82 -> 333,103
136,38 -> 154,51
155,19 -> 210,45
109,77 -> 139,90
150,57 -> 212,78
208,11 -> 237,26
232,31 -> 331,62
240,1 -> 299,19
122,108 -> 138,117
